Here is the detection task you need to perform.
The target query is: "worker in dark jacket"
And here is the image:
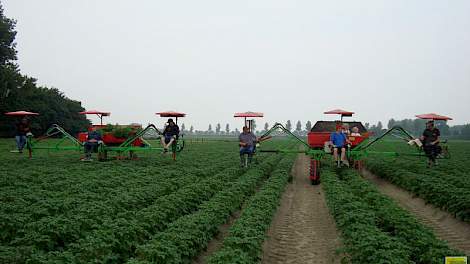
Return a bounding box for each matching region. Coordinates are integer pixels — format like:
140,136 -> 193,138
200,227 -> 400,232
420,120 -> 441,167
161,118 -> 180,151
81,127 -> 103,161
15,118 -> 31,153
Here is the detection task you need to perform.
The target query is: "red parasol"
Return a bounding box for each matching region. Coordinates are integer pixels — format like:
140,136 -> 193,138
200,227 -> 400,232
324,109 -> 354,116
234,111 -> 264,118
416,113 -> 452,121
156,111 -> 186,117
5,111 -> 39,116
234,111 -> 264,132
79,110 -> 111,125
156,111 -> 186,124
324,109 -> 354,121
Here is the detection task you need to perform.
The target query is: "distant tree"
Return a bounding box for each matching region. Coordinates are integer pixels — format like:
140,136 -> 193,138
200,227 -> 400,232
181,123 -> 185,131
295,120 -> 302,132
225,123 -> 230,134
235,128 -> 240,134
286,120 -> 292,131
251,120 -> 256,131
215,123 -> 221,134
208,124 -> 212,132
0,3 -> 17,65
190,125 -> 194,133
387,118 -> 396,129
461,124 -> 470,139
264,122 -> 269,132
364,122 -> 370,130
305,121 -> 312,132
377,121 -> 383,131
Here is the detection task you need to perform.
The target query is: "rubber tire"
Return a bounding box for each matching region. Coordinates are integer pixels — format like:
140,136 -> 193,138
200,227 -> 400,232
311,178 -> 321,185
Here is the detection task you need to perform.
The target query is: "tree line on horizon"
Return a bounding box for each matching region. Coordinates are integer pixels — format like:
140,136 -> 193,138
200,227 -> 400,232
180,119 -> 470,139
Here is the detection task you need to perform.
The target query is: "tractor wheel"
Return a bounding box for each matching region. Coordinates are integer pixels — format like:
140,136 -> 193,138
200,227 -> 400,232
309,159 -> 321,185
98,150 -> 107,161
441,146 -> 451,159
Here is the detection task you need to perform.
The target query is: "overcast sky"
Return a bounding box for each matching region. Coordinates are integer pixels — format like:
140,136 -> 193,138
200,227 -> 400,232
3,0 -> 470,129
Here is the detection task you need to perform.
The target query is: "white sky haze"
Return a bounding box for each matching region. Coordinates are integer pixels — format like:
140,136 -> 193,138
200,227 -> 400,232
3,0 -> 470,129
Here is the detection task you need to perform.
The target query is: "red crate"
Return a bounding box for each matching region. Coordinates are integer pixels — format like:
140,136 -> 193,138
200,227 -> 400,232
78,132 -> 143,146
307,132 -> 368,149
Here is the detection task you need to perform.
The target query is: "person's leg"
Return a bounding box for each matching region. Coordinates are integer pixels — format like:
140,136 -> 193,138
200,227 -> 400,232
247,146 -> 254,164
160,137 -> 166,148
18,136 -> 26,152
240,147 -> 247,166
423,145 -> 433,167
430,145 -> 438,164
333,147 -> 339,161
15,136 -> 21,151
167,138 -> 175,148
340,147 -> 346,162
84,142 -> 92,159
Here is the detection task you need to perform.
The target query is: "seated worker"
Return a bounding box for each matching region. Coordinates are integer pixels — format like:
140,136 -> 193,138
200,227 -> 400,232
239,126 -> 257,166
161,118 -> 180,151
350,127 -> 361,137
82,127 -> 103,161
330,124 -> 351,168
14,117 -> 31,153
420,120 -> 441,167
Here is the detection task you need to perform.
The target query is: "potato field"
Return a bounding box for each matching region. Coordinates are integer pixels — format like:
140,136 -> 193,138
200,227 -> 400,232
1,139 -> 469,264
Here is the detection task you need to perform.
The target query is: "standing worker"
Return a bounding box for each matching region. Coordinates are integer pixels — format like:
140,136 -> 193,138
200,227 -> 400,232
421,120 -> 441,167
14,117 -> 31,153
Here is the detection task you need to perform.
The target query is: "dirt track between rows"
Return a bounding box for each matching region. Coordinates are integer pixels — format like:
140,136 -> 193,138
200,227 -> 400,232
362,169 -> 470,255
261,154 -> 342,264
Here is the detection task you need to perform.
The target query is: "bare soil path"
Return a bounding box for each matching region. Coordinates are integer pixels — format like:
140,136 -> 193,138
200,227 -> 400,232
362,169 -> 470,255
261,155 -> 342,264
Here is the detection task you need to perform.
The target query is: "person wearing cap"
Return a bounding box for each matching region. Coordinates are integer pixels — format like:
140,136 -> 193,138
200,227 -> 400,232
14,117 -> 31,153
330,124 -> 351,167
239,126 -> 257,166
420,120 -> 441,167
161,118 -> 180,151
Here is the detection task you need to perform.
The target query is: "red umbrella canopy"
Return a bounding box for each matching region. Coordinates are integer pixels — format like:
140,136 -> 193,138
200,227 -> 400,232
78,110 -> 111,116
4,111 -> 39,116
156,111 -> 186,117
234,111 -> 264,118
323,109 -> 354,116
416,113 -> 452,121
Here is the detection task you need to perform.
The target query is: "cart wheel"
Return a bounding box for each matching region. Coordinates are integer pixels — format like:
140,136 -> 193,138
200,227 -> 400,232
309,159 -> 321,185
176,139 -> 185,152
441,146 -> 451,159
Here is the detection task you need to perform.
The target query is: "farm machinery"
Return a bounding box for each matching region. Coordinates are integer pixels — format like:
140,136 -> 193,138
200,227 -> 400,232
257,109 -> 452,185
6,110 -> 185,161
